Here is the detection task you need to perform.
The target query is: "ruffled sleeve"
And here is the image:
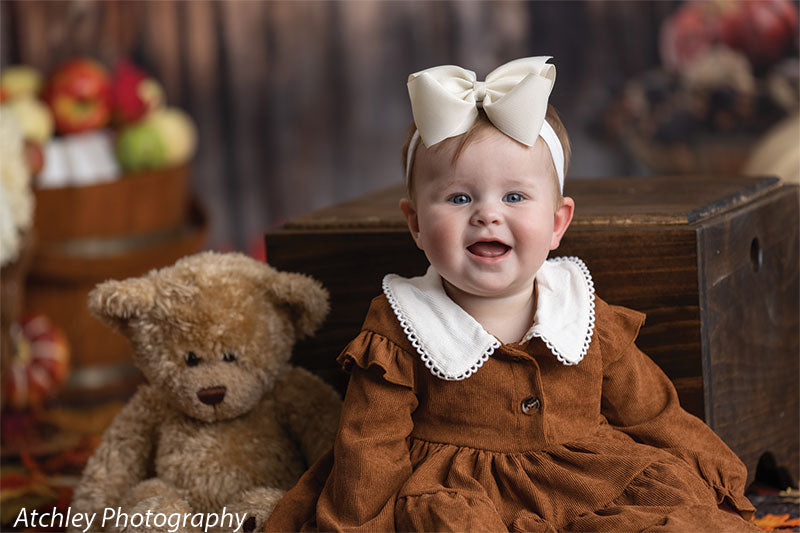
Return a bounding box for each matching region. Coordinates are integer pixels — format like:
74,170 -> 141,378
337,329 -> 416,388
596,298 -> 756,520
311,329 -> 418,531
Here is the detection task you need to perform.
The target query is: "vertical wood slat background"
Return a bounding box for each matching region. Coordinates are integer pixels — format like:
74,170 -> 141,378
0,0 -> 677,250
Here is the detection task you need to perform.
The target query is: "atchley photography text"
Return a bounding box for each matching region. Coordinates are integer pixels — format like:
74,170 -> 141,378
13,506 -> 249,532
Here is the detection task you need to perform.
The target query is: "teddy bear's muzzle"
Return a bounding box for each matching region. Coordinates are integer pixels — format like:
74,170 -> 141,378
197,386 -> 227,405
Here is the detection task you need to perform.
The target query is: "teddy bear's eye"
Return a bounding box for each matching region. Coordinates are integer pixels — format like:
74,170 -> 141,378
185,352 -> 200,366
223,352 -> 237,363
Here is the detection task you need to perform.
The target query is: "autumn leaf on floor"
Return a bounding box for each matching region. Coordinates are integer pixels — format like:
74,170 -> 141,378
752,513 -> 800,531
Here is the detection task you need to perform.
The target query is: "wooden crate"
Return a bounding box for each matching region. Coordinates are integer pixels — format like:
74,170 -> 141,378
265,175 -> 799,484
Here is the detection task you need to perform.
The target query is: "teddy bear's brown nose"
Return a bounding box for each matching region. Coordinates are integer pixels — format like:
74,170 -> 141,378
197,386 -> 226,405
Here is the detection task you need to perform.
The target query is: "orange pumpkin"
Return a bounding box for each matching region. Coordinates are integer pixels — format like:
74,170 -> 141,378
3,315 -> 70,409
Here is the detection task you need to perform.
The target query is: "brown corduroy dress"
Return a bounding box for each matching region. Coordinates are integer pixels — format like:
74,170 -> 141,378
265,293 -> 758,532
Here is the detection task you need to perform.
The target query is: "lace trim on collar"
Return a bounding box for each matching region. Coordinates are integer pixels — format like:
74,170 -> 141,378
382,276 -> 499,380
521,256 -> 595,365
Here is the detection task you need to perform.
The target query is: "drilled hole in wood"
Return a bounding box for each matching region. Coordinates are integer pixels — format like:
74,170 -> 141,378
754,451 -> 796,490
750,237 -> 762,272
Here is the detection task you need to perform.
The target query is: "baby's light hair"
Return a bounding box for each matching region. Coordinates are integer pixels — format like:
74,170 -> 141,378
402,104 -> 571,204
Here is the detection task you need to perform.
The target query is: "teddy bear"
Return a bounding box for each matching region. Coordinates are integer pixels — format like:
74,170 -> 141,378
68,252 -> 342,533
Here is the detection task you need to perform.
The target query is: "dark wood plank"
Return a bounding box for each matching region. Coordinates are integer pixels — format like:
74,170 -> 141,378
557,224 -> 704,419
697,185 -> 800,484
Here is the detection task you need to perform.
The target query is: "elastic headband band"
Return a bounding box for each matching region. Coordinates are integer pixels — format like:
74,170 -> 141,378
405,120 -> 565,193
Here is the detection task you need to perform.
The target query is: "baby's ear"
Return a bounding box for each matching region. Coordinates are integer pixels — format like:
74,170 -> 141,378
399,198 -> 422,249
550,196 -> 575,251
265,271 -> 330,339
88,277 -> 157,333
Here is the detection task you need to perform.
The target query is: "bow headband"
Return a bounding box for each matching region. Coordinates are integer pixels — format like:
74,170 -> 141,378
405,56 -> 565,192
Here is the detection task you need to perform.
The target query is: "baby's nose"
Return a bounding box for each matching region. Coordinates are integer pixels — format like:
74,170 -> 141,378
470,203 -> 502,225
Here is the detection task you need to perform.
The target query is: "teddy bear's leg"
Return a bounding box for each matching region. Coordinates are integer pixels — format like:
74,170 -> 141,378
276,366 -> 342,465
107,479 -> 196,533
223,487 -> 286,533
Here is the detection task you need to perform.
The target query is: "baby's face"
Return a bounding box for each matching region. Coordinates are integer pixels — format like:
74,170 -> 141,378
401,129 -> 573,301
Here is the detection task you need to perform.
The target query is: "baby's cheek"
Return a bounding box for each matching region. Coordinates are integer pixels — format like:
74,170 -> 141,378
421,227 -> 457,259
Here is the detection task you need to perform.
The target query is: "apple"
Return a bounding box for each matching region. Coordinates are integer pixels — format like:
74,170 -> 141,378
147,107 -> 198,165
719,0 -> 799,69
112,59 -> 165,124
115,121 -> 167,171
662,0 -> 799,72
0,66 -> 42,102
44,58 -> 112,134
5,97 -> 54,143
659,2 -> 717,71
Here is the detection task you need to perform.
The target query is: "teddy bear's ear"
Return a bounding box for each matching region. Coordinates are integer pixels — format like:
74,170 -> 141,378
265,271 -> 330,339
88,277 -> 157,332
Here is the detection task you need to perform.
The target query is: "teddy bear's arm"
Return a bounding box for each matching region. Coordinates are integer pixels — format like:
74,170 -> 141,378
71,384 -> 165,520
275,366 -> 342,465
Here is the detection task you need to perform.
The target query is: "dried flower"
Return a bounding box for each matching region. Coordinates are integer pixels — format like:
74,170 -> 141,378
0,109 -> 34,266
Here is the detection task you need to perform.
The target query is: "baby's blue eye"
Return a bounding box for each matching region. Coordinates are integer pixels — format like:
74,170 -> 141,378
449,194 -> 471,205
504,192 -> 524,203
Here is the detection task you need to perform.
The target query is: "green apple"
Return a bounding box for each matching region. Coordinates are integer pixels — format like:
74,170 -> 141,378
5,97 -> 54,143
147,107 -> 197,165
115,121 -> 166,172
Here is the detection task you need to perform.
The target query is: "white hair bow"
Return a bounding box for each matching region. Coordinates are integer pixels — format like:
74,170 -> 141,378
406,56 -> 564,190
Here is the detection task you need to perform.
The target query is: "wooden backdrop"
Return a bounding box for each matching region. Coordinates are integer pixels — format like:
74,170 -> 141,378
1,1 -> 677,250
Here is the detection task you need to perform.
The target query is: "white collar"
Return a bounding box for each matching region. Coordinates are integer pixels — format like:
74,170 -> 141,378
382,257 -> 596,381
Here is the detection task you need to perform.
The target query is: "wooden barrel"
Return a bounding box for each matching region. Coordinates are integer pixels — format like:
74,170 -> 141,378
33,164 -> 190,243
24,166 -> 207,402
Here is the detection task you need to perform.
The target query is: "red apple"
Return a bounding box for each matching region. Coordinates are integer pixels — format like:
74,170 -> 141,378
660,2 -> 717,71
112,59 -> 165,124
719,0 -> 799,69
44,58 -> 112,134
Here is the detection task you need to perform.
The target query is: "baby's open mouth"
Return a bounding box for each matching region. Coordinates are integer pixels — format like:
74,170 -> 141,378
467,241 -> 511,258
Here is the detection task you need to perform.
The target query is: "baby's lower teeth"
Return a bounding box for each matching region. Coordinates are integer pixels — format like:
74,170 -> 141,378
471,243 -> 507,256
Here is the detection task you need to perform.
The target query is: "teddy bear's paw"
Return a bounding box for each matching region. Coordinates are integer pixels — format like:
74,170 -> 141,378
115,496 -> 198,533
224,486 -> 286,532
115,498 -> 197,533
113,479 -> 195,533
121,478 -> 190,511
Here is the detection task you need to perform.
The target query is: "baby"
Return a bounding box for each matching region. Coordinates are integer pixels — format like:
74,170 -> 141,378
265,57 -> 758,532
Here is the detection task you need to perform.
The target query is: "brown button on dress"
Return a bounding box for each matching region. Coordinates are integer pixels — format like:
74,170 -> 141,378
265,295 -> 758,532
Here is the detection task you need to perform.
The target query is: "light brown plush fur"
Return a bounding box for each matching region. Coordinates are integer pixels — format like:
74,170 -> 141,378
69,252 -> 342,533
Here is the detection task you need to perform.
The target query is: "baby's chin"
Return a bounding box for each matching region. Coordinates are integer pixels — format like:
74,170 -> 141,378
441,274 -> 535,302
